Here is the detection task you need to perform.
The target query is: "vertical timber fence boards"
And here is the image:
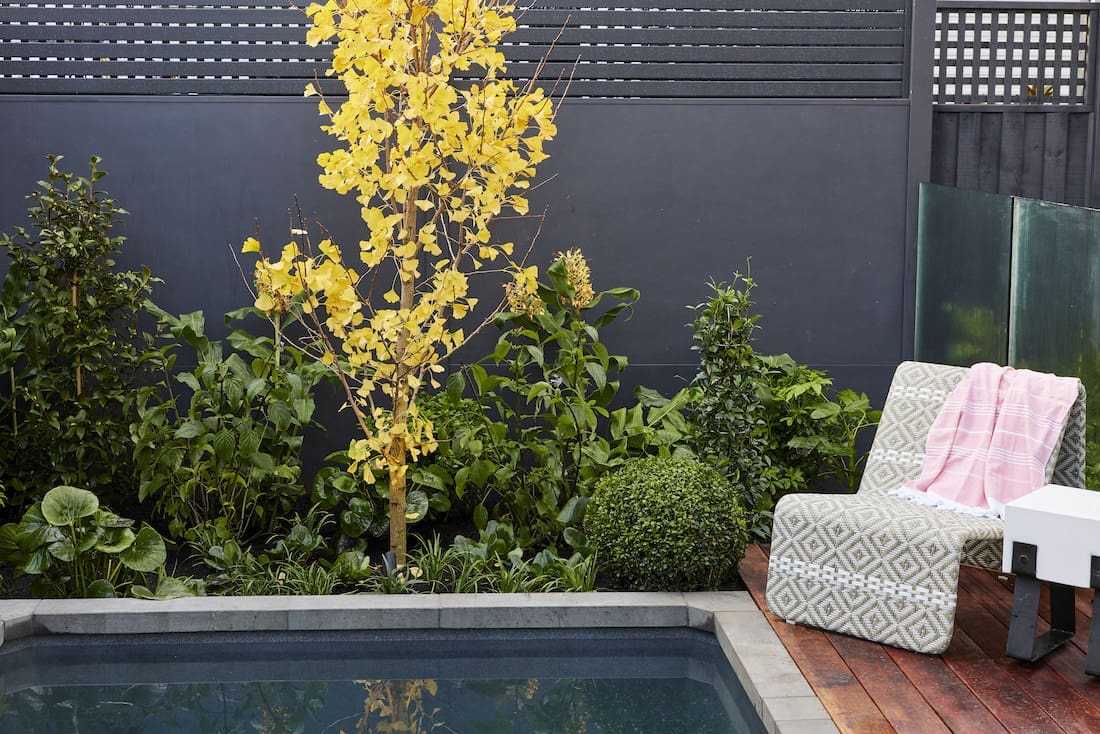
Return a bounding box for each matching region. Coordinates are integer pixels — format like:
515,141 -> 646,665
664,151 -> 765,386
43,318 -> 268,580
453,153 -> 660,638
0,1 -> 926,416
932,1 -> 1100,207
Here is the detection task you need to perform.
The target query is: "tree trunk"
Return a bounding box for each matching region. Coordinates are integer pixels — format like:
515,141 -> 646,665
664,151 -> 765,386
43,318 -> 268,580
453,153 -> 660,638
387,432 -> 408,564
71,278 -> 83,397
388,186 -> 420,565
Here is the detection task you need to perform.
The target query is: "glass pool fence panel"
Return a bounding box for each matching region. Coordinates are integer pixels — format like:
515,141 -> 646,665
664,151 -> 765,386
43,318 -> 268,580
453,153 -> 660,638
1010,197 -> 1100,441
916,184 -> 1100,441
915,182 -> 1013,365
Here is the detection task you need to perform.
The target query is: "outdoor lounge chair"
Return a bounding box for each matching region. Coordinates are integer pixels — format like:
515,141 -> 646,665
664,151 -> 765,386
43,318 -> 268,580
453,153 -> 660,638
764,360 -> 1086,655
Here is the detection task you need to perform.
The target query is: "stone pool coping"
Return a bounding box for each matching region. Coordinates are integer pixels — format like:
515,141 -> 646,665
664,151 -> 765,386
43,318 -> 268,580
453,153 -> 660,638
0,591 -> 835,734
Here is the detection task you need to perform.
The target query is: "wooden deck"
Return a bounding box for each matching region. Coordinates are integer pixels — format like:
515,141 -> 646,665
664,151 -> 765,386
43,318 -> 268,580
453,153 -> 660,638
740,545 -> 1100,734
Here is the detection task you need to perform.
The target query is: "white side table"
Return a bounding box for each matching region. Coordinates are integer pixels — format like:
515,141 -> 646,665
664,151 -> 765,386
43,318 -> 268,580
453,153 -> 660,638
1002,484 -> 1100,675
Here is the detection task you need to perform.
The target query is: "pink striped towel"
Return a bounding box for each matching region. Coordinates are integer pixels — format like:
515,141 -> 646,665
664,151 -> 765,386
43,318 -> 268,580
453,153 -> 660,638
890,363 -> 1078,518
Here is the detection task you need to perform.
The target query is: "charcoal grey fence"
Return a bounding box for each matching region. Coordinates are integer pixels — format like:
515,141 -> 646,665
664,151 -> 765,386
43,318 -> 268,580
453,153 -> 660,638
0,1 -> 932,438
0,0 -> 910,98
931,1 -> 1100,206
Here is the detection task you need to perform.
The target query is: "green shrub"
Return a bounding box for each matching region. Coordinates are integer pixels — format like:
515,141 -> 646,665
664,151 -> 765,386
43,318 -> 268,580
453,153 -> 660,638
132,307 -> 332,542
689,275 -> 880,540
446,251 -> 696,550
338,524 -> 597,595
187,506 -> 346,596
757,353 -> 880,494
0,485 -> 198,599
688,275 -> 770,537
0,155 -> 164,514
584,456 -> 747,591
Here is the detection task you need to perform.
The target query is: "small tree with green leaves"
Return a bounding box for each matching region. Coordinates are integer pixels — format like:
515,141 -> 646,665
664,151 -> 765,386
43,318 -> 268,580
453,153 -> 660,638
689,274 -> 771,529
0,155 -> 161,515
689,275 -> 881,539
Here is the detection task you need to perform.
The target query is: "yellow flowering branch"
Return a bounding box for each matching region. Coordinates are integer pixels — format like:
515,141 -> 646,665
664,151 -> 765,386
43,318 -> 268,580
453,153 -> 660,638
243,0 -> 560,562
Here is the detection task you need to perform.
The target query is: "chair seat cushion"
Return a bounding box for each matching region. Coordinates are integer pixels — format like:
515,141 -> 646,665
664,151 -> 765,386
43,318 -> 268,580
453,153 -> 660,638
765,491 -> 1003,654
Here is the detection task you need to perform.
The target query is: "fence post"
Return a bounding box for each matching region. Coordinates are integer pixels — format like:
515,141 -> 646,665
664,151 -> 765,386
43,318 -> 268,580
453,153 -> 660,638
904,0 -> 937,360
1088,4 -> 1100,207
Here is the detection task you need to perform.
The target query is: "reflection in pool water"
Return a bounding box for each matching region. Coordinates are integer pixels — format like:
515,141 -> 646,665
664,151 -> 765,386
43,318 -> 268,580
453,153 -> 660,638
0,628 -> 765,733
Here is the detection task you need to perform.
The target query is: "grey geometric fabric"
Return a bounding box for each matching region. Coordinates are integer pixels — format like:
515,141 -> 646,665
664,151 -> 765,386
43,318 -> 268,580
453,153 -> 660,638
765,361 -> 1086,655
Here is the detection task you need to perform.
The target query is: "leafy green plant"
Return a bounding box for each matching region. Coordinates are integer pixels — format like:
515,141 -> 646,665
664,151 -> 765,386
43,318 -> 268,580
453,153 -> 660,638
403,534 -> 461,593
0,485 -> 195,598
785,391 -> 880,493
689,276 -> 880,540
758,354 -> 881,494
306,390 -> 477,552
688,274 -> 770,532
345,525 -> 597,595
448,251 -> 696,549
310,452 -> 388,548
0,155 -> 163,514
132,307 -> 332,541
452,521 -> 596,592
584,456 -> 748,592
189,505 -> 346,596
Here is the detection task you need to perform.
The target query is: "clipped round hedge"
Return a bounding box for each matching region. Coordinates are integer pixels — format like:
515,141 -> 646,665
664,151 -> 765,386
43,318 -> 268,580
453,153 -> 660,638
584,456 -> 748,591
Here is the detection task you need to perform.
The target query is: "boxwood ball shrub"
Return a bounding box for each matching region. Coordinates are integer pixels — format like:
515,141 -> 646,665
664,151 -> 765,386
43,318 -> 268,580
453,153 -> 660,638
585,456 -> 748,591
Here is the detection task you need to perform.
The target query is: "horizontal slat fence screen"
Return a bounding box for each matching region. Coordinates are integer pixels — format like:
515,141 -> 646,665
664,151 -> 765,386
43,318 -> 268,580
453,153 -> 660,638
0,0 -> 909,98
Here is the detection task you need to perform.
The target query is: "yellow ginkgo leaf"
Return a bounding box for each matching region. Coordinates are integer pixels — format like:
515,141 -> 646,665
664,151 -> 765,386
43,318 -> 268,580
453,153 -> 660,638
242,237 -> 261,253
255,292 -> 275,312
410,4 -> 430,25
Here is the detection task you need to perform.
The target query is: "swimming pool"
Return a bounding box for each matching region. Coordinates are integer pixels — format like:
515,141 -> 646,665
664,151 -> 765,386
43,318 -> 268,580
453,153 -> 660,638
0,628 -> 764,733
0,592 -> 833,733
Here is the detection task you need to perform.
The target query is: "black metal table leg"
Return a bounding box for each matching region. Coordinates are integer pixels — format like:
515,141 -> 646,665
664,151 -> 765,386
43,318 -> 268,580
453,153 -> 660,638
1087,556 -> 1100,677
1006,542 -> 1076,663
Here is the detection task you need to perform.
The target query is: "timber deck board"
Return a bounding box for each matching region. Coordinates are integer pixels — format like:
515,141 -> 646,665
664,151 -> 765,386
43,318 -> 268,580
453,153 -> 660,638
740,544 -> 1100,733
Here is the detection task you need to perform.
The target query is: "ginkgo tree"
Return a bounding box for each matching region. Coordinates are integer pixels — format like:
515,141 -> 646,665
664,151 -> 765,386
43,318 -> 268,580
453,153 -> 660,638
243,0 -> 558,562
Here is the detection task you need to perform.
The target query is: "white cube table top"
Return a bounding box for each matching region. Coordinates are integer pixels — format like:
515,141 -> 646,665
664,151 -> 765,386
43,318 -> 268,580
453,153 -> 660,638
1002,484 -> 1100,588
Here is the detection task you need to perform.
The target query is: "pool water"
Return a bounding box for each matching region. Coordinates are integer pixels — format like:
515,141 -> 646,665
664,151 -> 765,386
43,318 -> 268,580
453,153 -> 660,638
0,628 -> 765,733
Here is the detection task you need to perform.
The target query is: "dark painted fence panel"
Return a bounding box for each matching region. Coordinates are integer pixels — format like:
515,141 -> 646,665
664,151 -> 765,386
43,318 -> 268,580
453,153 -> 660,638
0,97 -> 912,407
931,109 -> 1092,205
0,0 -> 931,440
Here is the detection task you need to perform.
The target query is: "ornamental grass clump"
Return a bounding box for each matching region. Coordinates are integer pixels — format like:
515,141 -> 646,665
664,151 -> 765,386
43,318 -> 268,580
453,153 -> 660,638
584,456 -> 748,592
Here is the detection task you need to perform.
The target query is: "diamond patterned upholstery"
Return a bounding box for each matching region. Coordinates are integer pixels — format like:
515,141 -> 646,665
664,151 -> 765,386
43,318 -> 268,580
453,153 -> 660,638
765,361 -> 1086,654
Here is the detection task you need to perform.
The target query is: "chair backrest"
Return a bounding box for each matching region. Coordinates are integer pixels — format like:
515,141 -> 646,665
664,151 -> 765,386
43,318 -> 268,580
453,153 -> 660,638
859,361 -> 1087,497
